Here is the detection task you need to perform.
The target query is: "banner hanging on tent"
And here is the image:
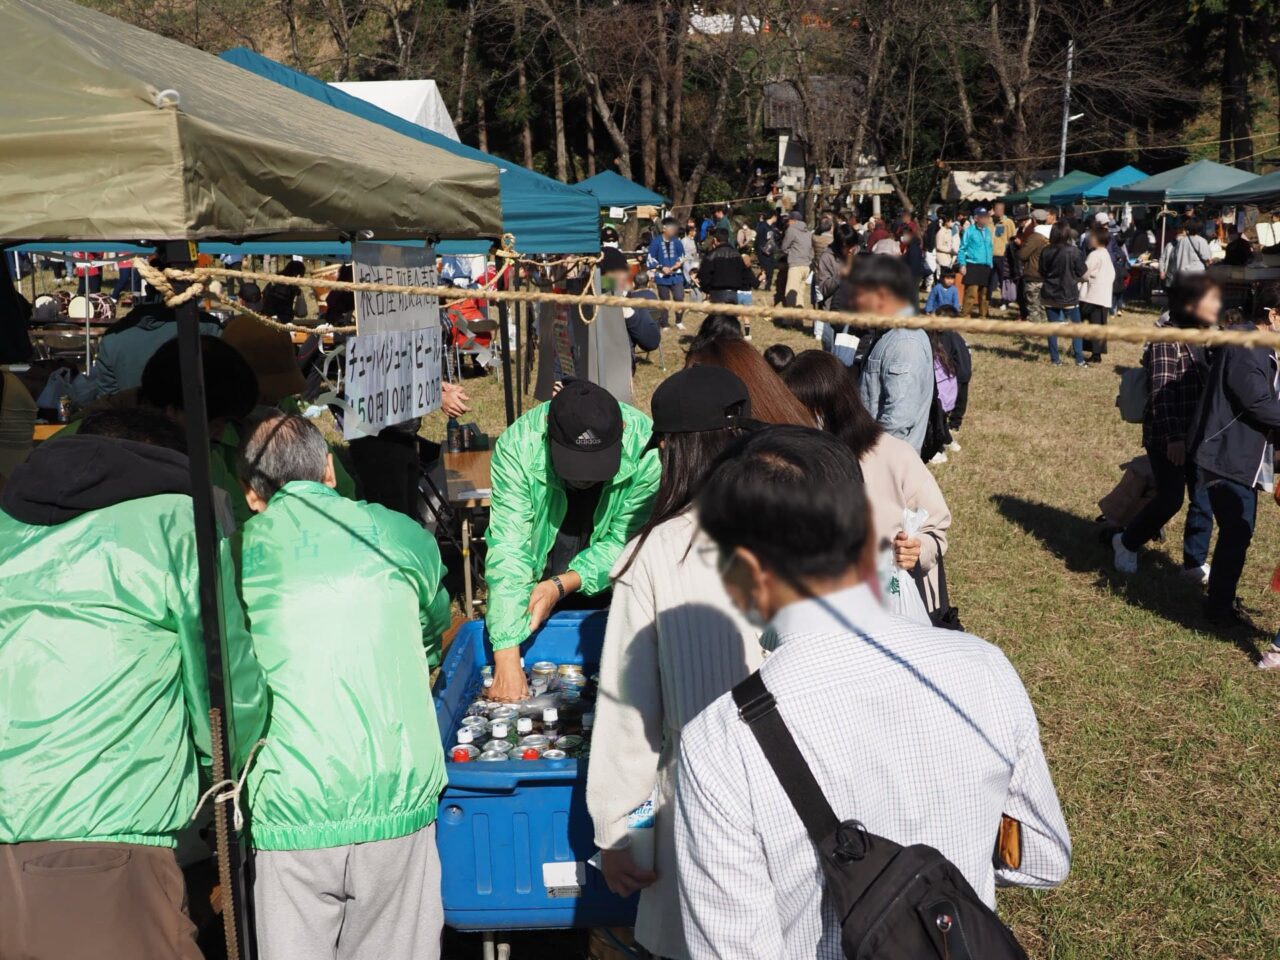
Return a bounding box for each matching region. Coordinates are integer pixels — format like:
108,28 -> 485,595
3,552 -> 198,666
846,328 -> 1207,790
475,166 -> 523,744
343,242 -> 442,439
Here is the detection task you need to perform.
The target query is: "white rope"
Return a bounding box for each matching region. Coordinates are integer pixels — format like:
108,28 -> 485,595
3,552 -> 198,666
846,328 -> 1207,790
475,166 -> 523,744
191,738 -> 266,832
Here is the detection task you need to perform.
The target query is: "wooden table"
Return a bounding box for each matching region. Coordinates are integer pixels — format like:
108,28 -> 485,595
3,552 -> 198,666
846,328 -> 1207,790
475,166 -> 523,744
33,423 -> 66,442
443,449 -> 493,617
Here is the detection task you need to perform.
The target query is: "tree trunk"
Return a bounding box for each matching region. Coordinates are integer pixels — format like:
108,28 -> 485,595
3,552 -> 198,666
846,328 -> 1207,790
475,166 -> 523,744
517,59 -> 534,168
455,0 -> 476,124
1220,0 -> 1254,168
585,94 -> 596,177
553,62 -> 568,182
476,92 -> 489,153
640,75 -> 656,189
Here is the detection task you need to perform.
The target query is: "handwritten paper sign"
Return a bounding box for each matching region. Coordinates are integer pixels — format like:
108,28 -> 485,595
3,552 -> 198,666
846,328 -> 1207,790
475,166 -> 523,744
343,243 -> 442,439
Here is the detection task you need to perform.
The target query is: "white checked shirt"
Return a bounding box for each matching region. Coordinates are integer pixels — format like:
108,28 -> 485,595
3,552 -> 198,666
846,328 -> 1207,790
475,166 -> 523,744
675,584 -> 1070,960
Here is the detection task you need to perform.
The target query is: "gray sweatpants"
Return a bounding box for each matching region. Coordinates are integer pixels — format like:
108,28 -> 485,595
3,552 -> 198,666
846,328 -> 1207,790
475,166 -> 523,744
253,823 -> 442,960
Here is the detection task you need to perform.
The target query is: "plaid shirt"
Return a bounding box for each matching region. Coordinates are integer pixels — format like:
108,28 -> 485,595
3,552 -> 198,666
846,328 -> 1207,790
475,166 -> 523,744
1143,323 -> 1207,450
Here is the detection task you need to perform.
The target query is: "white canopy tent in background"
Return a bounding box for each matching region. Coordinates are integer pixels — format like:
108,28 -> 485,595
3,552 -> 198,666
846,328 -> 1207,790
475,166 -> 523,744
329,79 -> 459,141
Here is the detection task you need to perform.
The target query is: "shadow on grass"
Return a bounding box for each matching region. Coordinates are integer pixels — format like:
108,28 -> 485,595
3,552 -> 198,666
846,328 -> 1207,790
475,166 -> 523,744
992,493 -> 1263,663
970,339 -> 1046,364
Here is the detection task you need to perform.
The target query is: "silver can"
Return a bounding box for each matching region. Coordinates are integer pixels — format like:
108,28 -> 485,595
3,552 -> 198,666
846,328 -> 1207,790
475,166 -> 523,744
482,739 -> 513,754
518,734 -> 551,754
557,663 -> 584,678
489,705 -> 519,724
553,734 -> 583,754
477,750 -> 508,762
541,749 -> 568,760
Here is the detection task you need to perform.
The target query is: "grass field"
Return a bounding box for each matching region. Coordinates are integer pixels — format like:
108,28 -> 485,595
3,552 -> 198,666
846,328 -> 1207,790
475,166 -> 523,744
433,297 -> 1280,959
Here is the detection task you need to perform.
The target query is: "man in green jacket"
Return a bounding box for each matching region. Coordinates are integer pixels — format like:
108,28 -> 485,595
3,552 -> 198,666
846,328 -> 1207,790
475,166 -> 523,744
486,380 -> 660,700
0,409 -> 268,960
233,411 -> 452,960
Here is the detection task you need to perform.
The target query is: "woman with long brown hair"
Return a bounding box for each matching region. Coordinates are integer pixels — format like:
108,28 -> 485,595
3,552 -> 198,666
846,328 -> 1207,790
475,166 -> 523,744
685,336 -> 815,426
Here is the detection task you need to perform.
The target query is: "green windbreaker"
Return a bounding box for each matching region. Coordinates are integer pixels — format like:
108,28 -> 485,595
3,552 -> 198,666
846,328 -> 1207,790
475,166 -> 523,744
0,495 -> 268,847
485,402 -> 660,652
235,482 -> 451,851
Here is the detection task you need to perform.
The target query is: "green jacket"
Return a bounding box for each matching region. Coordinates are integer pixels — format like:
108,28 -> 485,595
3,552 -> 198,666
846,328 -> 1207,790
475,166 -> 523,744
0,494 -> 268,847
485,402 -> 660,652
235,482 -> 451,850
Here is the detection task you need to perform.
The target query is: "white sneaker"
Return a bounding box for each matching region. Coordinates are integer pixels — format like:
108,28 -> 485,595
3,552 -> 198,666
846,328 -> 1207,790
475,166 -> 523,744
1112,533 -> 1138,575
1180,563 -> 1211,586
676,322 -> 686,331
929,451 -> 948,465
946,440 -> 961,453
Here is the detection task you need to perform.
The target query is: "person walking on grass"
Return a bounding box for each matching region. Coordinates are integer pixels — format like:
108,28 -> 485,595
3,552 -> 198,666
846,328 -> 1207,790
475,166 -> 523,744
1018,212 -> 1051,325
1040,223 -> 1088,367
1187,282 -> 1280,639
647,217 -> 687,330
1079,226 -> 1116,364
780,210 -> 814,313
1112,276 -> 1217,585
956,207 -> 994,318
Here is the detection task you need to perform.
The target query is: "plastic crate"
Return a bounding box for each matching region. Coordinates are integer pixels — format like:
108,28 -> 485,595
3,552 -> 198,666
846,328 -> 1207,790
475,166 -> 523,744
433,611 -> 639,931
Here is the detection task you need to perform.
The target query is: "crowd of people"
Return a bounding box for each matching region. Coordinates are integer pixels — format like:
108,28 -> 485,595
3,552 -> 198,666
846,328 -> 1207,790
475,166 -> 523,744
3,193 -> 1280,960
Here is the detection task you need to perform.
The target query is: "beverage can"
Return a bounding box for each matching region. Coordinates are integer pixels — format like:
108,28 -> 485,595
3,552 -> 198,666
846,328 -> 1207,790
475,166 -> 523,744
531,661 -> 557,678
477,750 -> 507,762
553,734 -> 582,754
57,396 -> 72,423
557,664 -> 584,677
541,749 -> 568,760
482,739 -> 513,754
518,734 -> 551,753
451,744 -> 479,763
489,705 -> 518,723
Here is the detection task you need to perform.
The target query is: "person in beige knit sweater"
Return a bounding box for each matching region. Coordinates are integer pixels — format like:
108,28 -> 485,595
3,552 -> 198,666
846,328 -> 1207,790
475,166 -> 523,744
780,350 -> 951,614
587,366 -> 774,959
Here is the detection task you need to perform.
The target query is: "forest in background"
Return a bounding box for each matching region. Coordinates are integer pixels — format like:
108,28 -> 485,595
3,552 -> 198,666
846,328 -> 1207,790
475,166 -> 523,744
82,0 -> 1280,214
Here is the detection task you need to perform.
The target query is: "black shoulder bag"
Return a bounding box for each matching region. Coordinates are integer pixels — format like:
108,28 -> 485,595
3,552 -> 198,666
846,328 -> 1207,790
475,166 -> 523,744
732,672 -> 1026,960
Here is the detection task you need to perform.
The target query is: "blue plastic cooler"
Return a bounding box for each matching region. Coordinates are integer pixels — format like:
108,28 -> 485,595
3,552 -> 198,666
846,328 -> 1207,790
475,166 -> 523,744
433,611 -> 639,931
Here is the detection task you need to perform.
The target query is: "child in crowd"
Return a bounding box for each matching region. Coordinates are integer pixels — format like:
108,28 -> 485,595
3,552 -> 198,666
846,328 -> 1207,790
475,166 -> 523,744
763,343 -> 795,374
930,304 -> 973,448
925,267 -> 961,314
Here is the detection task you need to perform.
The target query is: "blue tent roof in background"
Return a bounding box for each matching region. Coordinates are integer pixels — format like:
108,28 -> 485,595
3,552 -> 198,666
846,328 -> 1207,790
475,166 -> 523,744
1108,159 -> 1258,204
219,48 -> 600,255
576,170 -> 667,208
1050,165 -> 1148,205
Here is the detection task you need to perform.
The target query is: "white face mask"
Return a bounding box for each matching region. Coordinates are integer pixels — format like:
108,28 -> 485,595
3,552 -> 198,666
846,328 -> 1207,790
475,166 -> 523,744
742,604 -> 770,631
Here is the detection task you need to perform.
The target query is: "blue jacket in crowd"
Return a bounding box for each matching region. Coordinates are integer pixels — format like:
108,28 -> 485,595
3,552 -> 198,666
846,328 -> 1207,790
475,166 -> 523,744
925,283 -> 961,314
956,224 -> 993,268
646,235 -> 685,287
857,328 -> 935,454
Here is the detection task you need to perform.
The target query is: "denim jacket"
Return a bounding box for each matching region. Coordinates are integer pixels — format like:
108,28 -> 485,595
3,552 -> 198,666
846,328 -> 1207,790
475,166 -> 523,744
858,328 -> 934,454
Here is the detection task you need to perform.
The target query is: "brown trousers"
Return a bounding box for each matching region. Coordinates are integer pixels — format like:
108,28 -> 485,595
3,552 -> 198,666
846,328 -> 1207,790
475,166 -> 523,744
0,841 -> 201,960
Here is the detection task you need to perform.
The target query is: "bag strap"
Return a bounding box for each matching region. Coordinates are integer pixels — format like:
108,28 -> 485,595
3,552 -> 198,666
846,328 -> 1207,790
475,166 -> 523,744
732,672 -> 840,849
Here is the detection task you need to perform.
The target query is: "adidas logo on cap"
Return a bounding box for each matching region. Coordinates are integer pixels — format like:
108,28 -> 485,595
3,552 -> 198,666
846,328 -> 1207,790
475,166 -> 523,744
575,429 -> 603,448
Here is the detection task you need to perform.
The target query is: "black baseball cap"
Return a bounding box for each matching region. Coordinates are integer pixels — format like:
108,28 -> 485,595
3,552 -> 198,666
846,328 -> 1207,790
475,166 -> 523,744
646,366 -> 753,450
547,380 -> 624,483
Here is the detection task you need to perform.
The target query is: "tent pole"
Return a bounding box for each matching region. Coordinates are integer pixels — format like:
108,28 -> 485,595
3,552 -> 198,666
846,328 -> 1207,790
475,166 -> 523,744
82,262 -> 91,372
515,272 -> 525,417
164,241 -> 255,960
498,260 -> 516,427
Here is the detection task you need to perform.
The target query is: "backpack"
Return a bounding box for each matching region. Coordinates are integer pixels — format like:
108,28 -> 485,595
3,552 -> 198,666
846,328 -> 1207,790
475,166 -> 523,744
732,672 -> 1028,960
760,228 -> 779,260
1116,345 -> 1149,424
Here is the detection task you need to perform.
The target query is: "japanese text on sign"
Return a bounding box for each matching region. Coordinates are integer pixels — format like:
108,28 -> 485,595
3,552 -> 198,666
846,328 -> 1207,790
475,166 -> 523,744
343,243 -> 442,438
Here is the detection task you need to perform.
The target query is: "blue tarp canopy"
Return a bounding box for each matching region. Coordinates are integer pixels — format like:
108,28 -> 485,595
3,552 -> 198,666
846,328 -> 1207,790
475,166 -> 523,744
1108,159 -> 1258,204
219,49 -> 600,255
576,170 -> 667,209
1051,165 -> 1149,205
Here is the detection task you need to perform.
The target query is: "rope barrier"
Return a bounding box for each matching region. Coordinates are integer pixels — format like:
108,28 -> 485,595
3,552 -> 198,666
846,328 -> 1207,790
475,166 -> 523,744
137,259 -> 1280,351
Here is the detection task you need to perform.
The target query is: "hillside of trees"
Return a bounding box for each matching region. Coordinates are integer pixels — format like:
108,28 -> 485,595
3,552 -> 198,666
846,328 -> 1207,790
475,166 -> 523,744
84,0 -> 1280,213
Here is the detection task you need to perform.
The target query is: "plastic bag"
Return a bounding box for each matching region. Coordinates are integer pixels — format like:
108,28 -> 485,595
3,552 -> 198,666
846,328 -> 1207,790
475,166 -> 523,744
35,368 -> 75,409
879,507 -> 931,626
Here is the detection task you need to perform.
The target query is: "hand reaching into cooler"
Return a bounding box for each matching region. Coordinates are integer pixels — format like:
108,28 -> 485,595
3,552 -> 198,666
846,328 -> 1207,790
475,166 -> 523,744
489,648 -> 529,702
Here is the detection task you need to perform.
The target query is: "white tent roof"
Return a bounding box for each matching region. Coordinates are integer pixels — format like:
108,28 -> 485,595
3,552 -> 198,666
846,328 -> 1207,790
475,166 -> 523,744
946,169 -> 1053,202
329,79 -> 459,142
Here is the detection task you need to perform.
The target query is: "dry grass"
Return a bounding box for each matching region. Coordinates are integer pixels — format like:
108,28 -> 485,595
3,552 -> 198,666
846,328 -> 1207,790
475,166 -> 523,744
434,296 -> 1280,959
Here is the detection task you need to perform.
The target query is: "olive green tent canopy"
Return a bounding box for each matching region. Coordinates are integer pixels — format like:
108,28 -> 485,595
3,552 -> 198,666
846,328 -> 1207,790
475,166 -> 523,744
0,0 -> 501,244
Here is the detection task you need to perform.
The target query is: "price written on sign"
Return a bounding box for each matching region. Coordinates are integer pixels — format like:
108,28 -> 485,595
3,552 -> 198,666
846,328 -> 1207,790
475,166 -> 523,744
343,328 -> 442,440
343,243 -> 442,439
